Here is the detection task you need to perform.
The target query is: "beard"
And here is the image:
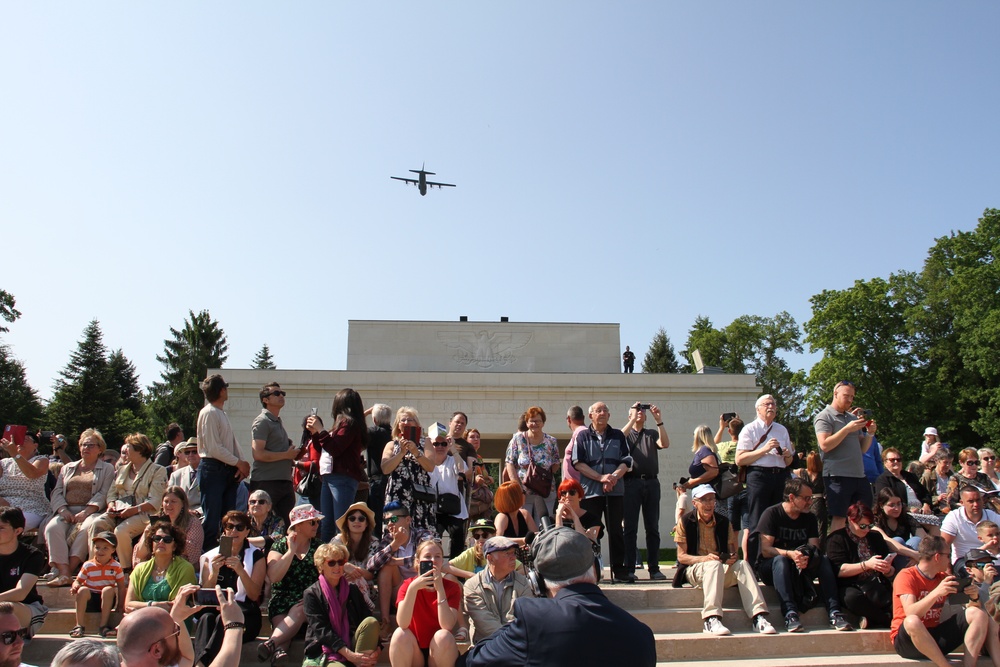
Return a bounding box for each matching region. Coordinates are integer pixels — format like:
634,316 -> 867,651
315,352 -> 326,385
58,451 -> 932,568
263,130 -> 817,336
158,639 -> 181,667
0,648 -> 22,667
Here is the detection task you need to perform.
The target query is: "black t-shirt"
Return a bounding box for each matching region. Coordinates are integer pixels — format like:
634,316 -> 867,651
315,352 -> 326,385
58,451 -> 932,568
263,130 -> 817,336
366,426 -> 392,478
0,543 -> 46,605
566,509 -> 605,542
453,438 -> 474,464
756,504 -> 818,551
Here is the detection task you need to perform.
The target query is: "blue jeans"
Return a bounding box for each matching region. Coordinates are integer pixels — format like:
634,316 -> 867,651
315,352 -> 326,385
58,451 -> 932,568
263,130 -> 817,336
199,458 -> 240,551
758,552 -> 840,617
320,473 -> 359,541
891,535 -> 923,570
623,476 -> 661,573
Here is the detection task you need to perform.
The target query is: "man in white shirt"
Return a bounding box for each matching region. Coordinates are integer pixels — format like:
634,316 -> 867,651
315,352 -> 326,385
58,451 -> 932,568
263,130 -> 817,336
736,394 -> 795,537
196,375 -> 250,551
941,486 -> 1000,575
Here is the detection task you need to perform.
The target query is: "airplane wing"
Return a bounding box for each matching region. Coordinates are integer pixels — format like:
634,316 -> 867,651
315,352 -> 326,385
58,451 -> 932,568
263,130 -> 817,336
391,177 -> 419,185
425,180 -> 456,188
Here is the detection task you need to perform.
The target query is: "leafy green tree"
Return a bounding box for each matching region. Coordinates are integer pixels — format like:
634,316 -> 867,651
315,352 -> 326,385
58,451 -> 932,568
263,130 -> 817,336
251,344 -> 276,370
46,320 -> 123,446
0,290 -> 21,334
913,208 -> 1000,450
641,328 -> 679,373
148,310 -> 228,437
0,344 -> 44,429
804,273 -> 925,458
679,316 -> 727,372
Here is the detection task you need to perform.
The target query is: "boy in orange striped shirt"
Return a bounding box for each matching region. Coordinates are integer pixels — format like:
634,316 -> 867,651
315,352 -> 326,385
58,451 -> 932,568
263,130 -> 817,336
69,531 -> 126,638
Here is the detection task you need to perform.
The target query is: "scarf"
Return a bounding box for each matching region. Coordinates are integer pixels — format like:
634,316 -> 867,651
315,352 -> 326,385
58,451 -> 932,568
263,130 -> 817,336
319,575 -> 351,658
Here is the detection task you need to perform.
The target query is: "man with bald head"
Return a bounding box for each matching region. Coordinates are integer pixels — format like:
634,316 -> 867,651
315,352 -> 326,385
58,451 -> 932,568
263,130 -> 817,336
736,394 -> 795,543
572,401 -> 634,583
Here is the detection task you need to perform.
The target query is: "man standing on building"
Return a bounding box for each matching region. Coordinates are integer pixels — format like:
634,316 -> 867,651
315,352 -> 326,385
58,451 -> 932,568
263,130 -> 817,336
561,406 -> 586,483
815,381 -> 877,533
621,401 -> 669,581
249,382 -> 297,526
573,401 -> 633,583
736,394 -> 795,541
197,374 -> 250,551
622,346 -> 635,373
168,437 -> 202,514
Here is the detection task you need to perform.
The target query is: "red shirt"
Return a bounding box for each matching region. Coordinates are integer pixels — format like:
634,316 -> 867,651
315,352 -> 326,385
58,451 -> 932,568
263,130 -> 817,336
891,565 -> 948,643
312,422 -> 364,481
396,577 -> 462,648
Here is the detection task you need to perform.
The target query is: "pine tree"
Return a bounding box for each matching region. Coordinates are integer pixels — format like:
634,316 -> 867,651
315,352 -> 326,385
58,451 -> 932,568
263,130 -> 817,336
0,344 -> 44,428
46,320 -> 121,444
251,344 -> 276,370
148,310 -> 228,437
641,327 -> 680,373
0,290 -> 21,334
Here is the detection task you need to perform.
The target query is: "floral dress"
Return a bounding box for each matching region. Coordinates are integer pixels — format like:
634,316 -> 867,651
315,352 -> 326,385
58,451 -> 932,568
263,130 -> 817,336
0,456 -> 50,520
267,536 -> 320,619
504,433 -> 560,485
384,440 -> 434,531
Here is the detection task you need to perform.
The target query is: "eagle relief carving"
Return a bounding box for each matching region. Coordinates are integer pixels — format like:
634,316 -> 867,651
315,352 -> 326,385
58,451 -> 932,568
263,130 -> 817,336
437,329 -> 533,369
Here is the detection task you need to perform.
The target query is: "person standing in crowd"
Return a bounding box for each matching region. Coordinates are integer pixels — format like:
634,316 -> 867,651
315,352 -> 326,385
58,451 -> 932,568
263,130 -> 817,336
168,437 -> 202,515
561,406 -> 586,484
447,412 -> 473,467
890,535 -> 1000,666
815,380 -> 877,533
572,401 -> 633,584
675,485 -> 776,636
736,394 -> 794,543
755,478 -> 852,633
197,374 -> 251,552
622,346 -> 635,373
153,423 -> 184,470
459,527 -> 656,666
504,407 -> 560,523
249,382 -> 296,527
621,402 -> 669,581
715,415 -> 748,553
381,408 -> 436,533
306,388 -> 368,541
366,404 -> 393,540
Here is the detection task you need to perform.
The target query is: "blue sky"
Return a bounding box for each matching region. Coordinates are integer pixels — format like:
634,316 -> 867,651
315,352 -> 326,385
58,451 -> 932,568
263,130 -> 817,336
2,3 -> 998,401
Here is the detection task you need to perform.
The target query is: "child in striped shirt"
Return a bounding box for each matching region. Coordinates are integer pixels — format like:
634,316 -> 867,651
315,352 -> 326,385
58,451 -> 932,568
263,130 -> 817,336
69,531 -> 126,638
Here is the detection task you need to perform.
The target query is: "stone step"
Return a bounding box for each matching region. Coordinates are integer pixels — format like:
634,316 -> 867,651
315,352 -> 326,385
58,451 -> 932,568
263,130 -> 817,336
653,629 -> 893,662
657,656 -> 996,667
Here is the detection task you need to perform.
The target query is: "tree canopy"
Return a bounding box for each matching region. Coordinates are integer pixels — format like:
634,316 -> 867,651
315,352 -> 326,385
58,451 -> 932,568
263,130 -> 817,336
251,343 -> 276,370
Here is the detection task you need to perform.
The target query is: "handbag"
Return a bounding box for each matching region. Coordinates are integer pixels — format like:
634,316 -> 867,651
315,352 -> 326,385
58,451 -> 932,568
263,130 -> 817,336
717,464 -> 741,499
413,482 -> 462,515
519,435 -> 553,497
296,462 -> 320,498
469,483 -> 495,518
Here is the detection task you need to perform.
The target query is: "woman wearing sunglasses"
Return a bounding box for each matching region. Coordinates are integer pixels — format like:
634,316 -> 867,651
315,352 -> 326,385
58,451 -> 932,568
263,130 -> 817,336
948,448 -> 994,510
247,489 -> 287,548
553,478 -> 603,544
193,510 -> 265,666
332,502 -> 378,616
447,519 -> 497,578
123,521 -> 196,612
303,542 -> 382,667
133,486 -> 203,569
979,448 -> 1000,491
826,502 -> 895,628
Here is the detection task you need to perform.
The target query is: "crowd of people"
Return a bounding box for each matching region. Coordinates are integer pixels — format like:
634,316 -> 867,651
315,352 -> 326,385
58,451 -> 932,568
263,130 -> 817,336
7,376 -> 1000,667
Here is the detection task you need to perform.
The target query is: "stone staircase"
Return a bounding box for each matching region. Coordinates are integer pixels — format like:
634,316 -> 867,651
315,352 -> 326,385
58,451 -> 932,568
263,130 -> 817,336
19,568 -> 983,667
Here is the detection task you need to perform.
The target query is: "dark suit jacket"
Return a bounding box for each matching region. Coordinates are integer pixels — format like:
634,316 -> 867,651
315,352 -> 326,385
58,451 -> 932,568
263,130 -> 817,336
458,582 -> 656,667
874,470 -> 932,508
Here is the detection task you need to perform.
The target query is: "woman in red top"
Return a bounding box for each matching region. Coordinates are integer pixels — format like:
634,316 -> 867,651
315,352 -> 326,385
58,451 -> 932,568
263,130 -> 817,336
389,538 -> 460,667
306,388 -> 368,542
294,415 -> 324,509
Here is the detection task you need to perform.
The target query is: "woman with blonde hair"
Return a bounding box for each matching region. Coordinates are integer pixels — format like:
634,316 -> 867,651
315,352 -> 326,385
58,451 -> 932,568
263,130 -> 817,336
680,425 -> 719,491
493,481 -> 537,547
389,538 -> 460,667
380,407 -> 435,532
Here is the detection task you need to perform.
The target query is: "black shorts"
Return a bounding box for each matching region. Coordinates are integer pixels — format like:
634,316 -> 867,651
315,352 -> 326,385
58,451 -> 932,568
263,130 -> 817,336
84,588 -> 115,613
825,476 -> 873,516
894,610 -> 969,660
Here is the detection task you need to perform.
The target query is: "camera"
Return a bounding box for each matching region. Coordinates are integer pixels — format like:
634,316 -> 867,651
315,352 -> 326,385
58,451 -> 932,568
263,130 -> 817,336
636,403 -> 651,411
38,431 -> 54,446
722,413 -> 737,423
673,477 -> 689,491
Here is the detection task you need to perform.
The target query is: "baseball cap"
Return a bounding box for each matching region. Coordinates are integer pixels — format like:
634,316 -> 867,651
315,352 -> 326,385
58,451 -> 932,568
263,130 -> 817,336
93,531 -> 118,548
692,484 -> 716,500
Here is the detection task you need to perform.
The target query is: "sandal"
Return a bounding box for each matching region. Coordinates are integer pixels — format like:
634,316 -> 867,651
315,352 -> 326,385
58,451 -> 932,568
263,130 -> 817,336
257,640 -> 276,663
274,648 -> 289,664
99,626 -> 117,638
69,625 -> 85,638
454,627 -> 469,643
47,575 -> 73,587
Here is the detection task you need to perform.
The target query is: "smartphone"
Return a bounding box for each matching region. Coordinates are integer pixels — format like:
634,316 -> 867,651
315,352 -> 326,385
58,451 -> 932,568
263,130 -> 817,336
219,536 -> 234,558
310,407 -> 318,417
419,560 -> 433,576
2,425 -> 26,447
884,553 -> 896,564
722,413 -> 737,423
403,425 -> 421,444
194,588 -> 220,606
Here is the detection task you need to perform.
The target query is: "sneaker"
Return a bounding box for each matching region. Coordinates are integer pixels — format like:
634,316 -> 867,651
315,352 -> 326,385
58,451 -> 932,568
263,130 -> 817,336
753,614 -> 777,635
784,611 -> 804,633
703,616 -> 731,636
830,612 -> 854,632
649,570 -> 667,581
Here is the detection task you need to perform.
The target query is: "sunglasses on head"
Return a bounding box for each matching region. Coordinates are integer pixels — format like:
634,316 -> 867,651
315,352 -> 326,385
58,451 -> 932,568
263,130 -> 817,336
151,535 -> 175,544
224,523 -> 247,531
326,559 -> 346,567
0,629 -> 29,645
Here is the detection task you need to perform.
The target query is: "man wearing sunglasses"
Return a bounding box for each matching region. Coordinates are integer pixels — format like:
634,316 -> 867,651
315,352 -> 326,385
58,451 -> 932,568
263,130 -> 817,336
0,602 -> 30,667
365,502 -> 436,629
250,382 -> 297,528
621,401 -> 670,582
